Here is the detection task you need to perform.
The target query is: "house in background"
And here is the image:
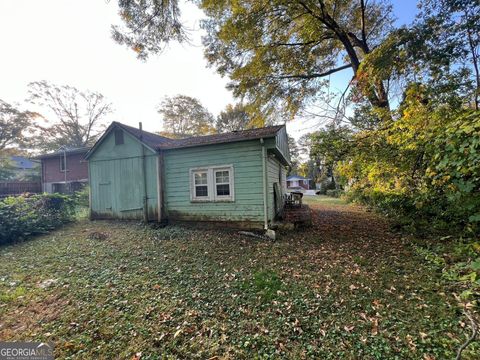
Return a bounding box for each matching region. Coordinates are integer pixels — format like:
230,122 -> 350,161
85,122 -> 291,229
286,174 -> 311,190
37,147 -> 89,193
0,156 -> 40,181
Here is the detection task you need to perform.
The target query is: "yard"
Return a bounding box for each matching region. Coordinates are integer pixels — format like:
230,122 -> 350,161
0,196 -> 476,359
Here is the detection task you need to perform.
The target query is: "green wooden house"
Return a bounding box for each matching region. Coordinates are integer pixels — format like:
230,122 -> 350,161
85,122 -> 291,229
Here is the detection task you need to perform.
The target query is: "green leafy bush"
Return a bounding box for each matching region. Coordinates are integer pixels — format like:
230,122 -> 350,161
0,193 -> 75,245
73,185 -> 90,208
325,189 -> 344,198
342,109 -> 480,236
414,239 -> 480,304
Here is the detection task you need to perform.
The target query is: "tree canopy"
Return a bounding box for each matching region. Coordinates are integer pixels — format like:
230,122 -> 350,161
0,99 -> 35,151
201,0 -> 393,120
113,0 -> 394,122
157,95 -> 215,137
216,103 -> 253,133
27,81 -> 113,152
112,0 -> 187,59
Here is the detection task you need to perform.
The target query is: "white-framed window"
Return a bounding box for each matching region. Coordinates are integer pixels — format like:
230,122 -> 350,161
190,165 -> 234,202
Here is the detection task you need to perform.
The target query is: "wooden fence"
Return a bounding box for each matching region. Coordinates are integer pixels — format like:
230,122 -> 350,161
0,181 -> 42,197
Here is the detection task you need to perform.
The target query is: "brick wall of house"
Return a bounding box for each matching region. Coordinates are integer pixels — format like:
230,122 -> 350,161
299,181 -> 309,190
287,180 -> 309,190
42,153 -> 88,183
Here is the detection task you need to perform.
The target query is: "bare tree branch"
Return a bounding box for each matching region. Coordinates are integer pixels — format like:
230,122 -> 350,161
272,63 -> 352,80
27,81 -> 112,151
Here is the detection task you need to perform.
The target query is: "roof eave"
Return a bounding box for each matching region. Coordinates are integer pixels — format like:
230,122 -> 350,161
35,148 -> 89,160
158,125 -> 284,151
85,122 -> 160,160
84,122 -> 118,160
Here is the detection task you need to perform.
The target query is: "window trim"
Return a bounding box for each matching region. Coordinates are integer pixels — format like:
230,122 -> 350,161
189,165 -> 235,202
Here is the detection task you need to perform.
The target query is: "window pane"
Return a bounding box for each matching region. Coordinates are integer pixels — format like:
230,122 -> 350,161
216,184 -> 230,196
60,157 -> 66,171
215,170 -> 229,184
195,185 -> 208,197
194,172 -> 208,185
115,129 -> 124,145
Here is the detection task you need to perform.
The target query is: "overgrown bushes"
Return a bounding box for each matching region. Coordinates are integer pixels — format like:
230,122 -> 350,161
0,193 -> 75,245
73,185 -> 89,208
413,238 -> 480,304
325,189 -> 344,198
340,109 -> 480,237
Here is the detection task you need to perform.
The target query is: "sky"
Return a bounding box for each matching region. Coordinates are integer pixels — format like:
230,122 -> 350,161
0,0 -> 419,141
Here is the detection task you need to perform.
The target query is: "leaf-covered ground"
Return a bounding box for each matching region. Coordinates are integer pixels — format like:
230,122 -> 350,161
0,196 -> 477,359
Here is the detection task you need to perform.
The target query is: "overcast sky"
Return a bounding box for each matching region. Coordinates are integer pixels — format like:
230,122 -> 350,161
0,0 -> 418,140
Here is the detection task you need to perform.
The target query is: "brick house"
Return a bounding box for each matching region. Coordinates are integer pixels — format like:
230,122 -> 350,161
37,147 -> 89,193
286,174 -> 311,190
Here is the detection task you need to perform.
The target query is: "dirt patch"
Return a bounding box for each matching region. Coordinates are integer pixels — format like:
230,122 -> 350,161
0,293 -> 69,340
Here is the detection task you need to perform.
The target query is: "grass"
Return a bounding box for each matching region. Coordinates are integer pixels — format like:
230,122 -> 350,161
303,194 -> 347,206
0,198 -> 478,359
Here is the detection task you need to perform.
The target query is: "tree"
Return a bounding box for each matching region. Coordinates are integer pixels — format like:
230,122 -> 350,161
112,0 -> 394,123
309,125 -> 353,187
201,0 -> 394,119
216,103 -> 252,133
357,0 -> 480,116
417,0 -> 480,110
298,160 -> 320,187
287,135 -> 300,176
158,95 -> 215,137
27,81 -> 113,151
112,0 -> 188,60
0,157 -> 16,181
0,100 -> 35,151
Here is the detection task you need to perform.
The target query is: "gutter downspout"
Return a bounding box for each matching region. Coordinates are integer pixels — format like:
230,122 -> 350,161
41,159 -> 45,192
88,160 -> 92,220
140,122 -> 148,223
156,151 -> 164,223
260,138 -> 268,230
63,148 -> 67,193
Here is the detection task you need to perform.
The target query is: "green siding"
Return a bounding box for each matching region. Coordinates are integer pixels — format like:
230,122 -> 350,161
263,128 -> 291,167
89,129 -> 158,220
88,125 -> 290,227
266,156 -> 286,221
164,140 -> 265,223
275,126 -> 291,164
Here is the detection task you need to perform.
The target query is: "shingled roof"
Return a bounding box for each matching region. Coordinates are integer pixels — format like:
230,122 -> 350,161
157,125 -> 284,150
36,147 -> 90,159
87,122 -> 285,159
113,122 -> 172,149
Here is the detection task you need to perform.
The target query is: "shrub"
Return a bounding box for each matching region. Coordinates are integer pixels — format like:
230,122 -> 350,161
74,185 -> 90,208
0,193 -> 75,245
325,189 -> 344,198
316,177 -> 336,195
341,110 -> 480,236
